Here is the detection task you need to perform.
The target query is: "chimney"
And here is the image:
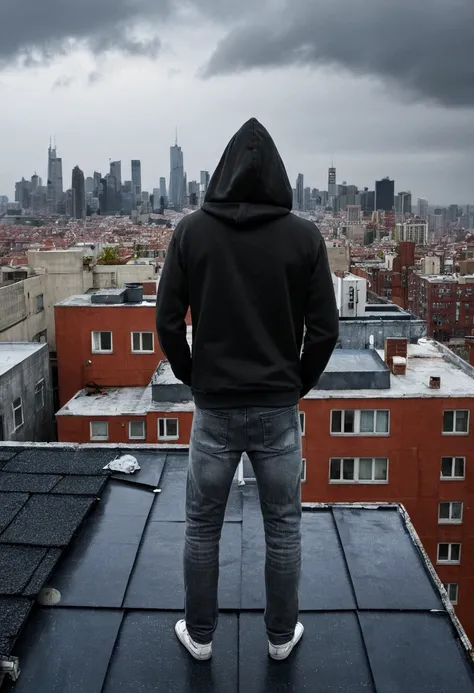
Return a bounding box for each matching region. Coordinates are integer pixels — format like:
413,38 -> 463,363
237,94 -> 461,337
429,376 -> 441,389
385,337 -> 408,375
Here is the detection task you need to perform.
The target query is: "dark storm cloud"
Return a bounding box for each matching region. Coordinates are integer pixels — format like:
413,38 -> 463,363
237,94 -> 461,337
202,0 -> 474,107
0,0 -> 170,66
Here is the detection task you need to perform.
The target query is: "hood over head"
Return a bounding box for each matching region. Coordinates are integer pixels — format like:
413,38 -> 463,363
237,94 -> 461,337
202,118 -> 293,226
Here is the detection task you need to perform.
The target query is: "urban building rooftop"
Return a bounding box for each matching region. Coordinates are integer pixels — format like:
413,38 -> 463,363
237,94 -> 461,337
0,344 -> 45,378
1,444 -> 473,692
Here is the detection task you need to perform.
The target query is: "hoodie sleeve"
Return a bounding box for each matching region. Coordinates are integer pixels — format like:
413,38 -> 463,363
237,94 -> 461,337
300,238 -> 339,397
156,225 -> 192,386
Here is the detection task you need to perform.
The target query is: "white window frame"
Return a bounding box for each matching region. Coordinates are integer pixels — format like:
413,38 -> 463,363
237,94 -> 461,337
91,331 -> 113,354
442,409 -> 469,435
129,420 -> 146,440
329,457 -> 389,484
440,456 -> 465,480
438,501 -> 463,524
90,420 -> 109,441
35,379 -> 45,411
443,583 -> 459,605
158,417 -> 179,440
299,411 -> 305,436
330,409 -> 390,435
12,397 -> 24,431
131,331 -> 155,353
437,542 -> 461,564
301,458 -> 306,483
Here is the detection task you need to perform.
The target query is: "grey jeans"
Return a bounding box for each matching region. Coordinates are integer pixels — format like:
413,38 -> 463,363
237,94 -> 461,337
184,404 -> 302,646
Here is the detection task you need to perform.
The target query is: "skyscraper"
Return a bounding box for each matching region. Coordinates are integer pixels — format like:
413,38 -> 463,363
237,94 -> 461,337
418,198 -> 429,220
395,191 -> 412,217
375,177 -> 395,212
93,171 -> 102,197
131,160 -> 141,209
71,166 -> 85,219
328,167 -> 337,198
169,137 -> 184,210
47,140 -> 63,212
85,177 -> 95,195
110,161 -> 122,188
159,177 -> 167,201
296,173 -> 304,211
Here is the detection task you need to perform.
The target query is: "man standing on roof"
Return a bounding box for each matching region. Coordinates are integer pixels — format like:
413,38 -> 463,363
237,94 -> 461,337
156,118 -> 338,661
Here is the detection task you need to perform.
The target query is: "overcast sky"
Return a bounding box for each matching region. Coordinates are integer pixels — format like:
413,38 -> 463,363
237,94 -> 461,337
1,0 -> 473,205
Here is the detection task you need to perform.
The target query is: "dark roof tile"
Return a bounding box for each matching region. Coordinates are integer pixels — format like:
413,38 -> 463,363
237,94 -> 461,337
0,596 -> 32,657
50,475 -> 108,496
0,495 -> 95,547
0,545 -> 47,595
3,448 -> 111,476
113,451 -> 166,488
0,473 -> 62,493
22,549 -> 63,598
0,492 -> 29,534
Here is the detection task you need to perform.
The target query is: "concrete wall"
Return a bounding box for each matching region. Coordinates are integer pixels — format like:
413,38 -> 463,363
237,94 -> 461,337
326,245 -> 350,274
0,276 -> 47,342
338,318 -> 426,350
0,344 -> 55,442
93,264 -> 156,290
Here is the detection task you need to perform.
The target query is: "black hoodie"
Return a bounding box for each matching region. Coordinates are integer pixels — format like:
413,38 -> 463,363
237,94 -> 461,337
156,118 -> 339,408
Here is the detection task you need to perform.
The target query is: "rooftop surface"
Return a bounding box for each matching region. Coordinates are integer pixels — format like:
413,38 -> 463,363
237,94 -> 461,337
57,340 -> 474,417
0,344 -> 45,378
1,444 -> 474,692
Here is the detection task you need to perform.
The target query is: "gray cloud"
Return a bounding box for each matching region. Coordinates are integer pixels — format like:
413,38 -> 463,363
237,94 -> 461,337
87,70 -> 103,85
52,74 -> 74,89
202,0 -> 474,107
0,0 -> 170,67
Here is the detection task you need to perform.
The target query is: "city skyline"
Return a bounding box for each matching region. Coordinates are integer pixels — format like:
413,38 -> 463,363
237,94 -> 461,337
3,136 -> 472,209
0,1 -> 472,206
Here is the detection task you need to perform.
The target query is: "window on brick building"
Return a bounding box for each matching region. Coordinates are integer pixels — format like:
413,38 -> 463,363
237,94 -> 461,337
90,421 -> 108,441
441,457 -> 465,479
35,380 -> 45,411
91,331 -> 113,353
331,409 -> 389,434
12,397 -> 23,431
442,410 -> 469,434
131,332 -> 154,353
443,583 -> 459,605
438,501 -> 463,524
437,543 -> 461,564
129,421 -> 146,440
301,458 -> 306,483
299,411 -> 305,436
329,457 -> 388,483
158,418 -> 179,440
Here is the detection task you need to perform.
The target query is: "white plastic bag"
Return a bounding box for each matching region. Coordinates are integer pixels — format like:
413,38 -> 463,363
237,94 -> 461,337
103,454 -> 141,474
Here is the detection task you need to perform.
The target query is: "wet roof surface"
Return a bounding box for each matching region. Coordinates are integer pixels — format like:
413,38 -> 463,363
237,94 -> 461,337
1,445 -> 474,692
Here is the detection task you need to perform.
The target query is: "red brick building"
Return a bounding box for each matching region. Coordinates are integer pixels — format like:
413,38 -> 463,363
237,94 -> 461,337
408,274 -> 474,342
55,290 -> 474,640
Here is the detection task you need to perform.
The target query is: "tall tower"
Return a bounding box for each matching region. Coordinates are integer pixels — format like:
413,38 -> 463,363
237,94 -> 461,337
47,139 -> 63,213
71,166 -> 85,219
375,177 -> 395,212
296,173 -> 304,211
169,133 -> 184,210
328,167 -> 337,198
131,160 -> 142,208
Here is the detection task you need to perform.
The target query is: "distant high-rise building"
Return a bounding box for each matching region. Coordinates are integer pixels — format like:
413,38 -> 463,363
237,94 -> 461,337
71,166 -> 85,219
199,171 -> 209,205
375,177 -> 395,212
93,171 -> 102,197
31,174 -> 39,192
15,178 -> 31,210
47,140 -> 63,212
99,178 -> 108,215
169,138 -> 184,210
110,161 -> 121,188
328,167 -> 337,198
296,173 -> 304,211
417,198 -> 429,220
159,177 -> 167,200
346,205 -> 361,224
395,191 -> 412,218
131,160 -> 142,208
360,188 -> 375,216
303,187 -> 311,211
85,177 -> 95,195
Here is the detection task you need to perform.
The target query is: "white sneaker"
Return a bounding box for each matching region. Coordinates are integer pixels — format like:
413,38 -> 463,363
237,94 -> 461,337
268,622 -> 304,661
175,620 -> 212,660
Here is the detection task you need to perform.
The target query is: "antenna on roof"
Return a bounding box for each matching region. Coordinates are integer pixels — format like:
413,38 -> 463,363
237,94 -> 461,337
175,127 -> 178,146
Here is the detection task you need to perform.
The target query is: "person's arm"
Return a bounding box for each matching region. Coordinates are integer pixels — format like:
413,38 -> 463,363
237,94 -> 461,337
155,224 -> 192,386
300,238 -> 339,397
